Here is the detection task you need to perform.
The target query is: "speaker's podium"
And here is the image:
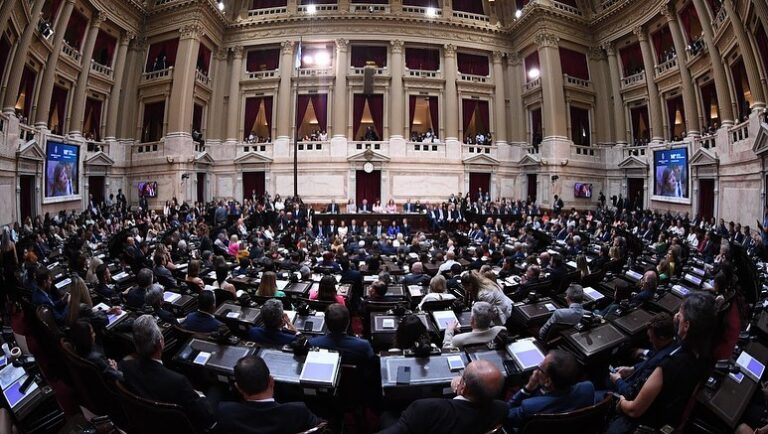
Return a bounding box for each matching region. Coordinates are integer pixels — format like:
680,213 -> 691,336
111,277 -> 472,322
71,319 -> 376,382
380,352 -> 469,400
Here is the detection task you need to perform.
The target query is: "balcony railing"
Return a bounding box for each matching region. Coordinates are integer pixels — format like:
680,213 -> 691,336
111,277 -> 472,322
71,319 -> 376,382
698,134 -> 716,150
654,56 -> 677,77
19,124 -> 35,143
402,6 -> 442,16
351,3 -> 390,13
62,40 -> 81,62
298,67 -> 333,77
523,77 -> 541,92
729,121 -> 749,144
196,69 -> 210,86
350,141 -> 385,153
296,141 -> 328,151
712,6 -> 727,33
247,6 -> 288,17
406,69 -> 440,78
409,141 -> 445,156
571,145 -> 601,160
600,0 -> 622,10
298,4 -> 338,13
463,144 -> 493,155
564,74 -> 591,88
90,60 -> 113,78
621,71 -> 645,89
142,66 -> 173,81
459,73 -> 489,83
135,141 -> 162,154
452,11 -> 490,22
624,145 -> 647,157
246,70 -> 278,79
553,1 -> 583,16
241,142 -> 271,154
86,141 -> 108,153
686,37 -> 706,61
522,144 -> 540,155
350,66 -> 386,75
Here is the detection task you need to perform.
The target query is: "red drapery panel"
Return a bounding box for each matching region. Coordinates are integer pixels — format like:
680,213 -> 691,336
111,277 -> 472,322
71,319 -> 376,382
679,3 -> 701,41
0,37 -> 9,89
50,85 -> 68,134
619,43 -> 643,76
64,10 -> 88,49
756,23 -> 768,79
145,38 -> 180,71
403,0 -> 438,6
142,101 -> 166,142
93,30 -> 116,66
197,44 -> 211,74
700,82 -> 719,128
42,0 -> 63,21
310,94 -> 328,131
428,96 -> 439,134
251,0 -> 287,8
263,97 -> 273,135
408,96 -> 418,130
559,47 -> 589,80
247,48 -> 280,71
296,95 -> 311,136
453,0 -> 484,14
462,98 -> 477,134
531,108 -> 542,142
666,96 -> 685,138
17,66 -> 36,118
651,26 -> 673,63
243,172 -> 266,201
244,97 -> 274,138
353,95 -> 366,139
524,51 -> 539,82
351,46 -> 388,68
457,52 -> 489,76
356,170 -> 381,207
630,106 -> 650,141
569,106 -> 590,146
405,48 -> 440,71
353,94 -> 382,139
477,100 -> 489,134
469,173 -> 491,197
193,104 -> 203,131
84,98 -> 102,140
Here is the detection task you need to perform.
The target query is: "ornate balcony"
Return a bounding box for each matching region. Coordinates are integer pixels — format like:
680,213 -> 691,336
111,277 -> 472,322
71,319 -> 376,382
142,66 -> 174,81
654,56 -> 677,77
90,60 -> 113,78
564,74 -> 591,89
196,69 -> 210,86
406,69 -> 441,79
245,70 -> 278,80
523,77 -> 541,93
452,11 -> 489,22
621,71 -> 645,89
553,1 -> 583,16
247,6 -> 288,17
298,67 -> 333,77
351,3 -> 390,13
62,40 -> 81,63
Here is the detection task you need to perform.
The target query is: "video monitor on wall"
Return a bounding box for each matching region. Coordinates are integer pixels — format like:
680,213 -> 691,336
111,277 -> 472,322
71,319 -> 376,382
44,141 -> 80,202
138,181 -> 158,198
574,183 -> 593,198
653,147 -> 690,204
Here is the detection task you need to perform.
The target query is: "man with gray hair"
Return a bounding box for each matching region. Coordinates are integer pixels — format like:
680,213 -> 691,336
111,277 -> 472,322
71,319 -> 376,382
247,299 -> 299,346
124,268 -> 160,309
403,262 -> 430,286
119,315 -> 214,429
443,301 -> 506,349
539,284 -> 585,341
145,286 -> 178,325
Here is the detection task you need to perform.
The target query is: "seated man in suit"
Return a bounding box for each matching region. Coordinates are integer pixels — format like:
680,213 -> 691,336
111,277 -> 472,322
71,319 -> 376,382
538,284 -> 585,341
216,355 -> 322,433
443,302 -> 506,350
325,199 -> 340,214
119,315 -> 215,429
94,263 -> 118,299
125,268 -> 159,310
403,262 -> 431,287
308,304 -> 374,365
247,299 -> 299,346
507,349 -> 595,429
152,253 -> 177,289
181,290 -> 223,333
145,286 -> 178,325
380,360 -> 507,434
30,267 -> 69,324
511,264 -> 541,301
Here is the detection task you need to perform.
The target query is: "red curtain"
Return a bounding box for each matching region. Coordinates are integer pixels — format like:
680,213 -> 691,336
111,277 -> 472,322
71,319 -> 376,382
145,38 -> 180,71
311,94 -> 328,131
559,47 -> 589,80
651,26 -> 673,63
247,48 -> 280,71
64,10 -> 87,49
193,104 -> 203,131
197,44 -> 211,74
353,95 -> 366,139
429,96 -> 439,134
756,23 -> 768,78
244,97 -> 274,137
353,95 -> 382,139
408,96 -> 418,131
93,30 -> 116,66
619,43 -> 642,76
50,85 -> 68,134
457,53 -> 489,76
524,51 -> 539,81
453,0 -> 484,14
462,99 -> 477,134
469,173 -> 491,196
251,0 -> 287,8
477,100 -> 489,134
731,59 -> 749,117
356,170 -> 381,206
243,172 -> 266,200
630,106 -> 650,141
403,0 -> 438,6
18,66 -> 36,118
84,98 -> 102,140
264,97 -> 273,135
296,95 -> 311,136
351,46 -> 387,68
405,48 -> 440,71
43,0 -> 63,21
570,106 -> 590,145
679,3 -> 700,41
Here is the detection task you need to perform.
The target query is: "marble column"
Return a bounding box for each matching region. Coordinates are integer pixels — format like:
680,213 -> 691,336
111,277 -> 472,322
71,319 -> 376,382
443,44 -> 458,141
68,12 -> 104,135
506,52 -> 525,143
492,51 -> 507,145
2,0 -> 47,114
389,40 -> 405,139
34,0 -> 75,128
209,48 -> 229,140
661,4 -> 700,136
722,0 -> 766,108
535,31 -> 567,139
691,0 -> 734,125
105,33 -> 133,140
635,26 -> 665,142
333,39 -> 348,138
276,41 -> 294,140
167,24 -> 202,134
589,47 -> 612,145
226,46 -> 244,141
604,43 -> 627,144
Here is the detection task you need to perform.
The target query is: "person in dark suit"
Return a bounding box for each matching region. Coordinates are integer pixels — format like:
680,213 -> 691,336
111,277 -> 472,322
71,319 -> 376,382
507,349 -> 595,429
325,200 -> 340,214
216,355 -> 322,433
124,268 -> 156,310
401,218 -> 412,239
119,315 -> 215,429
403,199 -> 417,213
181,290 -> 223,333
380,360 -> 507,434
403,262 -> 431,286
94,263 -> 118,299
30,267 -> 69,324
70,320 -> 123,381
247,299 -> 298,346
308,304 -> 374,365
153,253 -> 177,289
145,286 -> 178,325
339,258 -> 364,311
538,284 -> 585,341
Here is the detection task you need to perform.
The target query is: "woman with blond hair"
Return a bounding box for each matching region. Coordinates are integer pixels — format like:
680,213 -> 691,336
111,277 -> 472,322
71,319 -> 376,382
461,270 -> 513,325
85,256 -> 103,285
418,274 -> 456,310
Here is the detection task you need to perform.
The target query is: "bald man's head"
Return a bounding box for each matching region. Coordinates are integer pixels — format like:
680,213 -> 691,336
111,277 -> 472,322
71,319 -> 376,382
461,360 -> 503,403
411,262 -> 423,274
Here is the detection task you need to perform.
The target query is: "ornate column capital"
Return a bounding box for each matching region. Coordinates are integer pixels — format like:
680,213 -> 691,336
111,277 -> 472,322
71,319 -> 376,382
231,45 -> 244,59
179,23 -> 204,39
444,44 -> 456,57
215,47 -> 228,61
659,2 -> 677,22
90,11 -> 105,28
588,46 -> 606,61
121,31 -> 135,45
492,51 -> 505,63
133,36 -> 148,51
280,40 -> 295,55
601,42 -> 616,56
632,25 -> 648,41
335,38 -> 349,52
507,51 -> 522,66
390,40 -> 404,54
534,32 -> 559,48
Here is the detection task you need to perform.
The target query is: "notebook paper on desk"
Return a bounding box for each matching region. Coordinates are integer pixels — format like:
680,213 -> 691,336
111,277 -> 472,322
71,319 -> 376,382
163,292 -> 182,304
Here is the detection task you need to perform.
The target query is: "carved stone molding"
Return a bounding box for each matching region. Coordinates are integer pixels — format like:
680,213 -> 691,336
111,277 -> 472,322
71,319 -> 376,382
533,32 -> 559,48
658,2 -> 676,22
507,51 -> 522,66
492,50 -> 505,63
280,40 -> 295,55
444,44 -> 457,57
601,42 -> 616,56
179,23 -> 204,39
231,45 -> 244,59
122,31 -> 136,45
390,40 -> 404,54
588,46 -> 606,61
336,38 -> 349,52
632,25 -> 647,41
215,47 -> 229,61
91,11 -> 106,28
